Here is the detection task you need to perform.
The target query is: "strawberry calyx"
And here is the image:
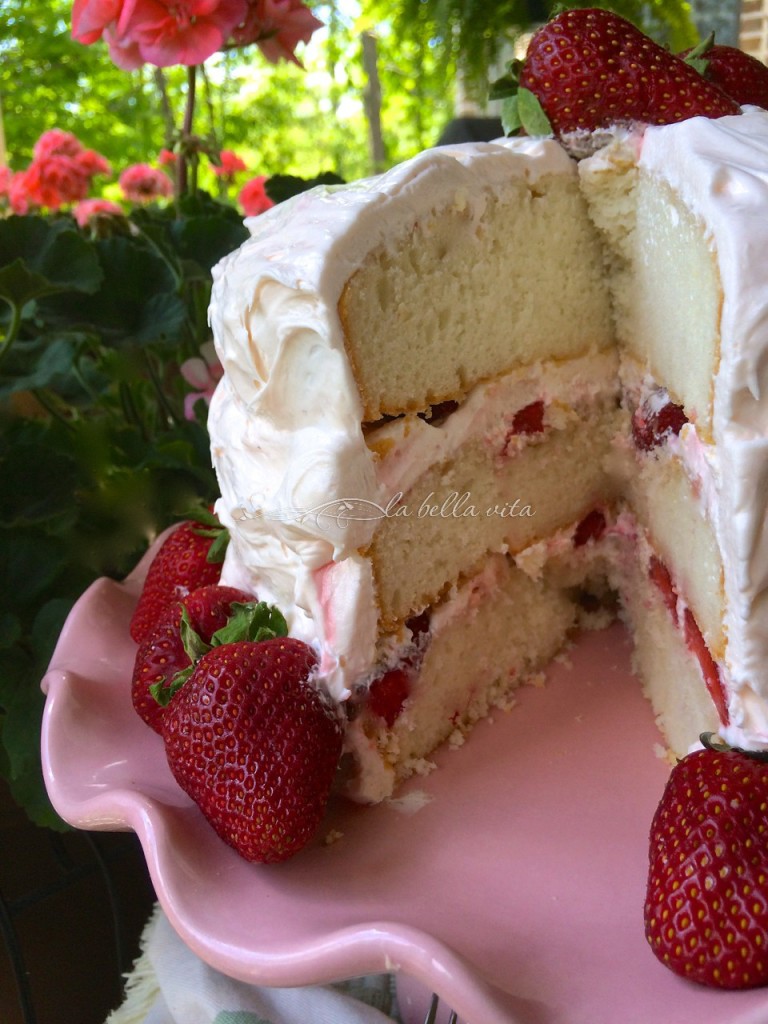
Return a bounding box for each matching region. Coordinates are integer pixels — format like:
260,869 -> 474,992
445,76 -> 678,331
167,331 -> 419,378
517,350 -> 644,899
488,60 -> 553,137
681,32 -> 716,77
185,502 -> 229,565
150,600 -> 289,706
699,731 -> 768,763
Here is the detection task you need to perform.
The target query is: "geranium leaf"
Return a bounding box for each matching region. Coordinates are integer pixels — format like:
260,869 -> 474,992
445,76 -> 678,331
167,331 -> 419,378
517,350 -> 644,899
170,215 -> 250,274
0,216 -> 102,295
0,259 -> 63,307
38,237 -> 186,346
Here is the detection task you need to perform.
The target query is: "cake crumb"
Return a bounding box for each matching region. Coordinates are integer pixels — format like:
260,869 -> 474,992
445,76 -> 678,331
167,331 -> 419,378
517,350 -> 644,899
324,828 -> 344,846
653,742 -> 676,765
386,789 -> 433,814
409,757 -> 436,778
553,650 -> 573,670
494,692 -> 517,712
526,671 -> 547,689
448,728 -> 466,749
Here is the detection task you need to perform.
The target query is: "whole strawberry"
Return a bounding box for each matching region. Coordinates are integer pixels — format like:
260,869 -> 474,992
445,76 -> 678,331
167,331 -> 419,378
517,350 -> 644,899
162,638 -> 343,863
491,9 -> 740,137
682,37 -> 768,109
132,584 -> 255,733
645,736 -> 768,988
130,507 -> 228,645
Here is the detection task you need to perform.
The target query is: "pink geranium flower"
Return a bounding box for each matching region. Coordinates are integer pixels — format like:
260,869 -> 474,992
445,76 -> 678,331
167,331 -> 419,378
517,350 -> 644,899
74,198 -> 125,227
76,149 -> 113,177
180,340 -> 224,420
119,163 -> 174,202
158,148 -> 178,166
238,175 -> 274,216
74,0 -> 249,67
231,0 -> 322,65
117,0 -> 248,67
213,149 -> 247,181
72,0 -> 122,45
0,166 -> 12,198
8,173 -> 32,215
33,128 -> 84,160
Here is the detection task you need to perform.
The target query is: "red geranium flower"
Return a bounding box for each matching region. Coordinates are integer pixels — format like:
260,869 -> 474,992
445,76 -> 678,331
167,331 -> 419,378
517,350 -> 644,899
213,149 -> 247,180
238,174 -> 274,216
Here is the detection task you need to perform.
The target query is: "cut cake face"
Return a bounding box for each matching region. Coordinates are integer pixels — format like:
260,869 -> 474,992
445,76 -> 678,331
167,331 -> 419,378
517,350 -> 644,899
208,109 -> 768,803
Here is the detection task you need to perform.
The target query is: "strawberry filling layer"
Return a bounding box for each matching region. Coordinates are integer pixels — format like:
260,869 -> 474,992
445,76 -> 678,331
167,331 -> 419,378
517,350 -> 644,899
364,611 -> 431,726
648,553 -> 729,726
631,390 -> 688,452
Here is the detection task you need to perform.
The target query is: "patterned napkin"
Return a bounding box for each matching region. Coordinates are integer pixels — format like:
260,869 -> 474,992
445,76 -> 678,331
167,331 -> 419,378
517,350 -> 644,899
106,904 -> 402,1024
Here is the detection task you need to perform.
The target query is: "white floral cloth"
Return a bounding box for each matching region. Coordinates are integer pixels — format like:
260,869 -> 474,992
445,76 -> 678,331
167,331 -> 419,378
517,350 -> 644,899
106,905 -> 401,1024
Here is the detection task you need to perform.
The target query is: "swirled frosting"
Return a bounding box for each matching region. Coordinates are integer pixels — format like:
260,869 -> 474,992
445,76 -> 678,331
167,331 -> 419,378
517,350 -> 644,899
208,139 -> 576,700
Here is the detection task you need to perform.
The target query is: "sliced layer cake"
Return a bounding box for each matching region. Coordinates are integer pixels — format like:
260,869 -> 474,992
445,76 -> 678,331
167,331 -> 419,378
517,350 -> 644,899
207,106 -> 768,804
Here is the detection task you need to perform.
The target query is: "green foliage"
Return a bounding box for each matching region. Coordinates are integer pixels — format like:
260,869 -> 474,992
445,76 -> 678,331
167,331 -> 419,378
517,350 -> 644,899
0,201 -> 249,827
383,0 -> 699,93
0,0 -> 178,166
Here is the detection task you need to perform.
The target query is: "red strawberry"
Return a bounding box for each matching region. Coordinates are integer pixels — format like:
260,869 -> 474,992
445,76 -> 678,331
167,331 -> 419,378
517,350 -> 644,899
645,737 -> 768,988
162,637 -> 342,863
132,584 -> 255,733
682,38 -> 768,109
490,8 -> 740,138
130,508 -> 228,645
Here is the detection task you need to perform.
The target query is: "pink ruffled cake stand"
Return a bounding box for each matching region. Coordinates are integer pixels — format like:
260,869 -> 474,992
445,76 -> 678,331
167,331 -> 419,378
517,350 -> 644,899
40,547 -> 768,1024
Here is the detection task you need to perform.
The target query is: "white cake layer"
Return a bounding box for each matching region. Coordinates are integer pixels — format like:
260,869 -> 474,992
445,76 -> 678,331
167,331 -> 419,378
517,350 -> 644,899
583,110 -> 768,748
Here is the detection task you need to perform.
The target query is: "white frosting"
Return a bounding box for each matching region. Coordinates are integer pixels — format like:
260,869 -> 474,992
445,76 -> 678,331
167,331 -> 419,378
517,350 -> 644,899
638,109 -> 768,747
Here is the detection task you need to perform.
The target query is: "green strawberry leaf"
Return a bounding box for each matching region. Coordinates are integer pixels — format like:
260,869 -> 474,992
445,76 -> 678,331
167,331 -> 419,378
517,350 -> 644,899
501,95 -> 523,136
179,605 -> 213,663
151,664 -> 194,707
211,601 -> 288,647
186,502 -> 220,528
683,32 -> 715,76
488,58 -> 524,101
517,88 -> 553,137
206,527 -> 229,564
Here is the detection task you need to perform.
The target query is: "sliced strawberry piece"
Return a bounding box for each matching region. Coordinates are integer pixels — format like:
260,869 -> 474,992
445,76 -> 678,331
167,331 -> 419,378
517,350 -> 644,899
367,668 -> 411,727
683,608 -> 729,726
511,399 -> 545,436
632,394 -> 688,452
648,555 -> 679,625
573,509 -> 606,547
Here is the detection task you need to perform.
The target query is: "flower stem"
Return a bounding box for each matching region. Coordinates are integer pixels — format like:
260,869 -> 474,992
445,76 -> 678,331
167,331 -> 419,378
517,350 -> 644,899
176,64 -> 198,202
0,300 -> 22,370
